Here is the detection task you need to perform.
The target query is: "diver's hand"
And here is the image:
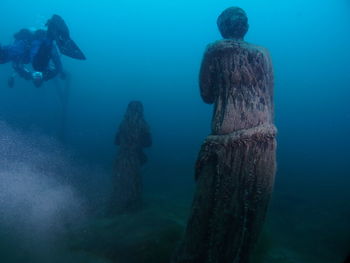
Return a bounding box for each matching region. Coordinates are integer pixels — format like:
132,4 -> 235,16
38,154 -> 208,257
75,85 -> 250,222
32,71 -> 43,88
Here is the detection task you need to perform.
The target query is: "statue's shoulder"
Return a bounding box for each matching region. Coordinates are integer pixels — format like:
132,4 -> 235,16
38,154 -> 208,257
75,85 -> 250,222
246,43 -> 272,62
205,40 -> 241,53
205,40 -> 270,58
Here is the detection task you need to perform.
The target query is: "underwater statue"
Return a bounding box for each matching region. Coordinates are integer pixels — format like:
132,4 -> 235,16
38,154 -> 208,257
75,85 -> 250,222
110,101 -> 152,215
172,7 -> 277,263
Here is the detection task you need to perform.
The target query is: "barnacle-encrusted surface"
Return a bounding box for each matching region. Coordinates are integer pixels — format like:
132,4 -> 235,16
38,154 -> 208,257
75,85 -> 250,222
172,39 -> 276,263
110,101 -> 152,215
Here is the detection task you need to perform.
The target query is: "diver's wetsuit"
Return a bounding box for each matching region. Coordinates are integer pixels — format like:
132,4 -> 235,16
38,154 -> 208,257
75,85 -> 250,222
30,36 -> 63,81
0,32 -> 63,82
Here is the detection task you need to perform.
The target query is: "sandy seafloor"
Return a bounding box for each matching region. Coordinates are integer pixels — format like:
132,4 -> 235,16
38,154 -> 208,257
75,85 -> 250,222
0,168 -> 348,263
56,189 -> 350,263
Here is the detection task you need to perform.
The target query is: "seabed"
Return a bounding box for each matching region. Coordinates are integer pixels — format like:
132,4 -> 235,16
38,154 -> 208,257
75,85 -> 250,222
67,185 -> 348,263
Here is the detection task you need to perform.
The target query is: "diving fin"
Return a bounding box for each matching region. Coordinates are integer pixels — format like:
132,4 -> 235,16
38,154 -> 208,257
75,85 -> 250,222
46,14 -> 86,60
56,37 -> 86,60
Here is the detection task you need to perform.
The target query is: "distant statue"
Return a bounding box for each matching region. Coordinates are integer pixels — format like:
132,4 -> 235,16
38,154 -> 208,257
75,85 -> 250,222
110,101 -> 152,214
172,7 -> 277,263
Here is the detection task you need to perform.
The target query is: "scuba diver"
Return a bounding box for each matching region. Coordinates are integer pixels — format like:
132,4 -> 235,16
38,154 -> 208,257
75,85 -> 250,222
0,15 -> 86,87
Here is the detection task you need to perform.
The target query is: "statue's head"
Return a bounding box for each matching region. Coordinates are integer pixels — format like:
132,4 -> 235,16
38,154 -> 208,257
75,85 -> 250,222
127,101 -> 144,115
217,7 -> 249,40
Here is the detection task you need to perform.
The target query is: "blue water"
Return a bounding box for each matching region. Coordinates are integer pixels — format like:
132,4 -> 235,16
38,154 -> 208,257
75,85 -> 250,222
0,0 -> 349,262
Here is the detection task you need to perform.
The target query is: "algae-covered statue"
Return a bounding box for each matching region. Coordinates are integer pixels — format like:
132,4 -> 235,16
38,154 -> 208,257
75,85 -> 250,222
110,101 -> 152,214
172,7 -> 277,263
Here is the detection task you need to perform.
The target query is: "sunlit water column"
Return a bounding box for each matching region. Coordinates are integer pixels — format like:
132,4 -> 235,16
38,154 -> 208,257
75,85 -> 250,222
172,7 -> 277,263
